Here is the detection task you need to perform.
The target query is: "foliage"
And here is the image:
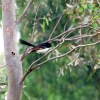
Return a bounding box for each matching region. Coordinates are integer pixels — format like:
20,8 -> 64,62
18,0 -> 100,100
1,0 -> 100,99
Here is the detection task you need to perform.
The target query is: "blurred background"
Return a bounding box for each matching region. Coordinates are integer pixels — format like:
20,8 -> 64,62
0,0 -> 100,100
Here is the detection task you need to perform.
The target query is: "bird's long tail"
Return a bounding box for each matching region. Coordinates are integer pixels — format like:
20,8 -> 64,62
20,39 -> 35,47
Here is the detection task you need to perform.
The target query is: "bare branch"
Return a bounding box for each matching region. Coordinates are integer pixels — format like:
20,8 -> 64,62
20,8 -> 39,61
48,12 -> 66,39
47,24 -> 90,43
19,38 -> 65,84
31,41 -> 100,72
20,47 -> 29,61
44,17 -> 100,43
16,0 -> 35,24
19,44 -> 60,84
64,19 -> 69,31
20,40 -> 100,83
20,31 -> 98,61
31,40 -> 100,70
54,32 -> 98,41
0,64 -> 6,68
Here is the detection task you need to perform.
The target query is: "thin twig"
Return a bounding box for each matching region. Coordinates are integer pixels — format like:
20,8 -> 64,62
20,7 -> 40,61
16,0 -> 35,24
54,31 -> 98,42
64,19 -> 69,31
48,12 -> 65,39
0,64 -> 6,68
20,47 -> 29,61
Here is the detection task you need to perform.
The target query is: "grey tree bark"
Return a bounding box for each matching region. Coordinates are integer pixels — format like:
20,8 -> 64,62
2,0 -> 23,100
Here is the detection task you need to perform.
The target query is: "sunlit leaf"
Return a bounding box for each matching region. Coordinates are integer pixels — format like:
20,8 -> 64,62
93,64 -> 98,71
66,3 -> 73,8
41,21 -> 46,32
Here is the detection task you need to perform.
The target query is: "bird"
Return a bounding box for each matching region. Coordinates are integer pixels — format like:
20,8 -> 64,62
20,39 -> 52,54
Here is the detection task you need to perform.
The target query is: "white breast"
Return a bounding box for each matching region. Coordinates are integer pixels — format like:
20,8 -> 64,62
37,48 -> 50,54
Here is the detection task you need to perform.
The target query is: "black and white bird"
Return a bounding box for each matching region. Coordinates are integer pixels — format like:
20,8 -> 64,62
20,39 -> 52,54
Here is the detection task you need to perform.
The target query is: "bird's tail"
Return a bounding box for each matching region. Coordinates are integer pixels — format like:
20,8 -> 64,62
20,39 -> 35,47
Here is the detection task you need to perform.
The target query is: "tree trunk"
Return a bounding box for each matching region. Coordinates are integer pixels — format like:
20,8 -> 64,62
2,0 -> 23,100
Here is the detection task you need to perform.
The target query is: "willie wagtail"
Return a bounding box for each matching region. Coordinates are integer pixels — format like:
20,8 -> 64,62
20,39 -> 52,54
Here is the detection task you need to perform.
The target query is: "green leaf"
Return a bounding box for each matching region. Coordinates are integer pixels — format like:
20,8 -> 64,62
41,21 -> 46,32
44,16 -> 49,26
91,22 -> 98,28
87,4 -> 93,10
45,18 -> 49,26
72,17 -> 75,22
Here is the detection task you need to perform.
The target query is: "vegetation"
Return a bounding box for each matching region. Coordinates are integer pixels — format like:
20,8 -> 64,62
0,0 -> 100,100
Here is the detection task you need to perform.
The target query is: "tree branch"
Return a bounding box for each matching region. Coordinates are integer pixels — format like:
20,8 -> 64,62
31,40 -> 100,70
16,0 -> 35,24
20,40 -> 100,83
19,38 -> 65,84
43,17 -> 100,43
45,24 -> 90,43
54,32 -> 98,41
0,64 -> 6,68
48,12 -> 66,39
